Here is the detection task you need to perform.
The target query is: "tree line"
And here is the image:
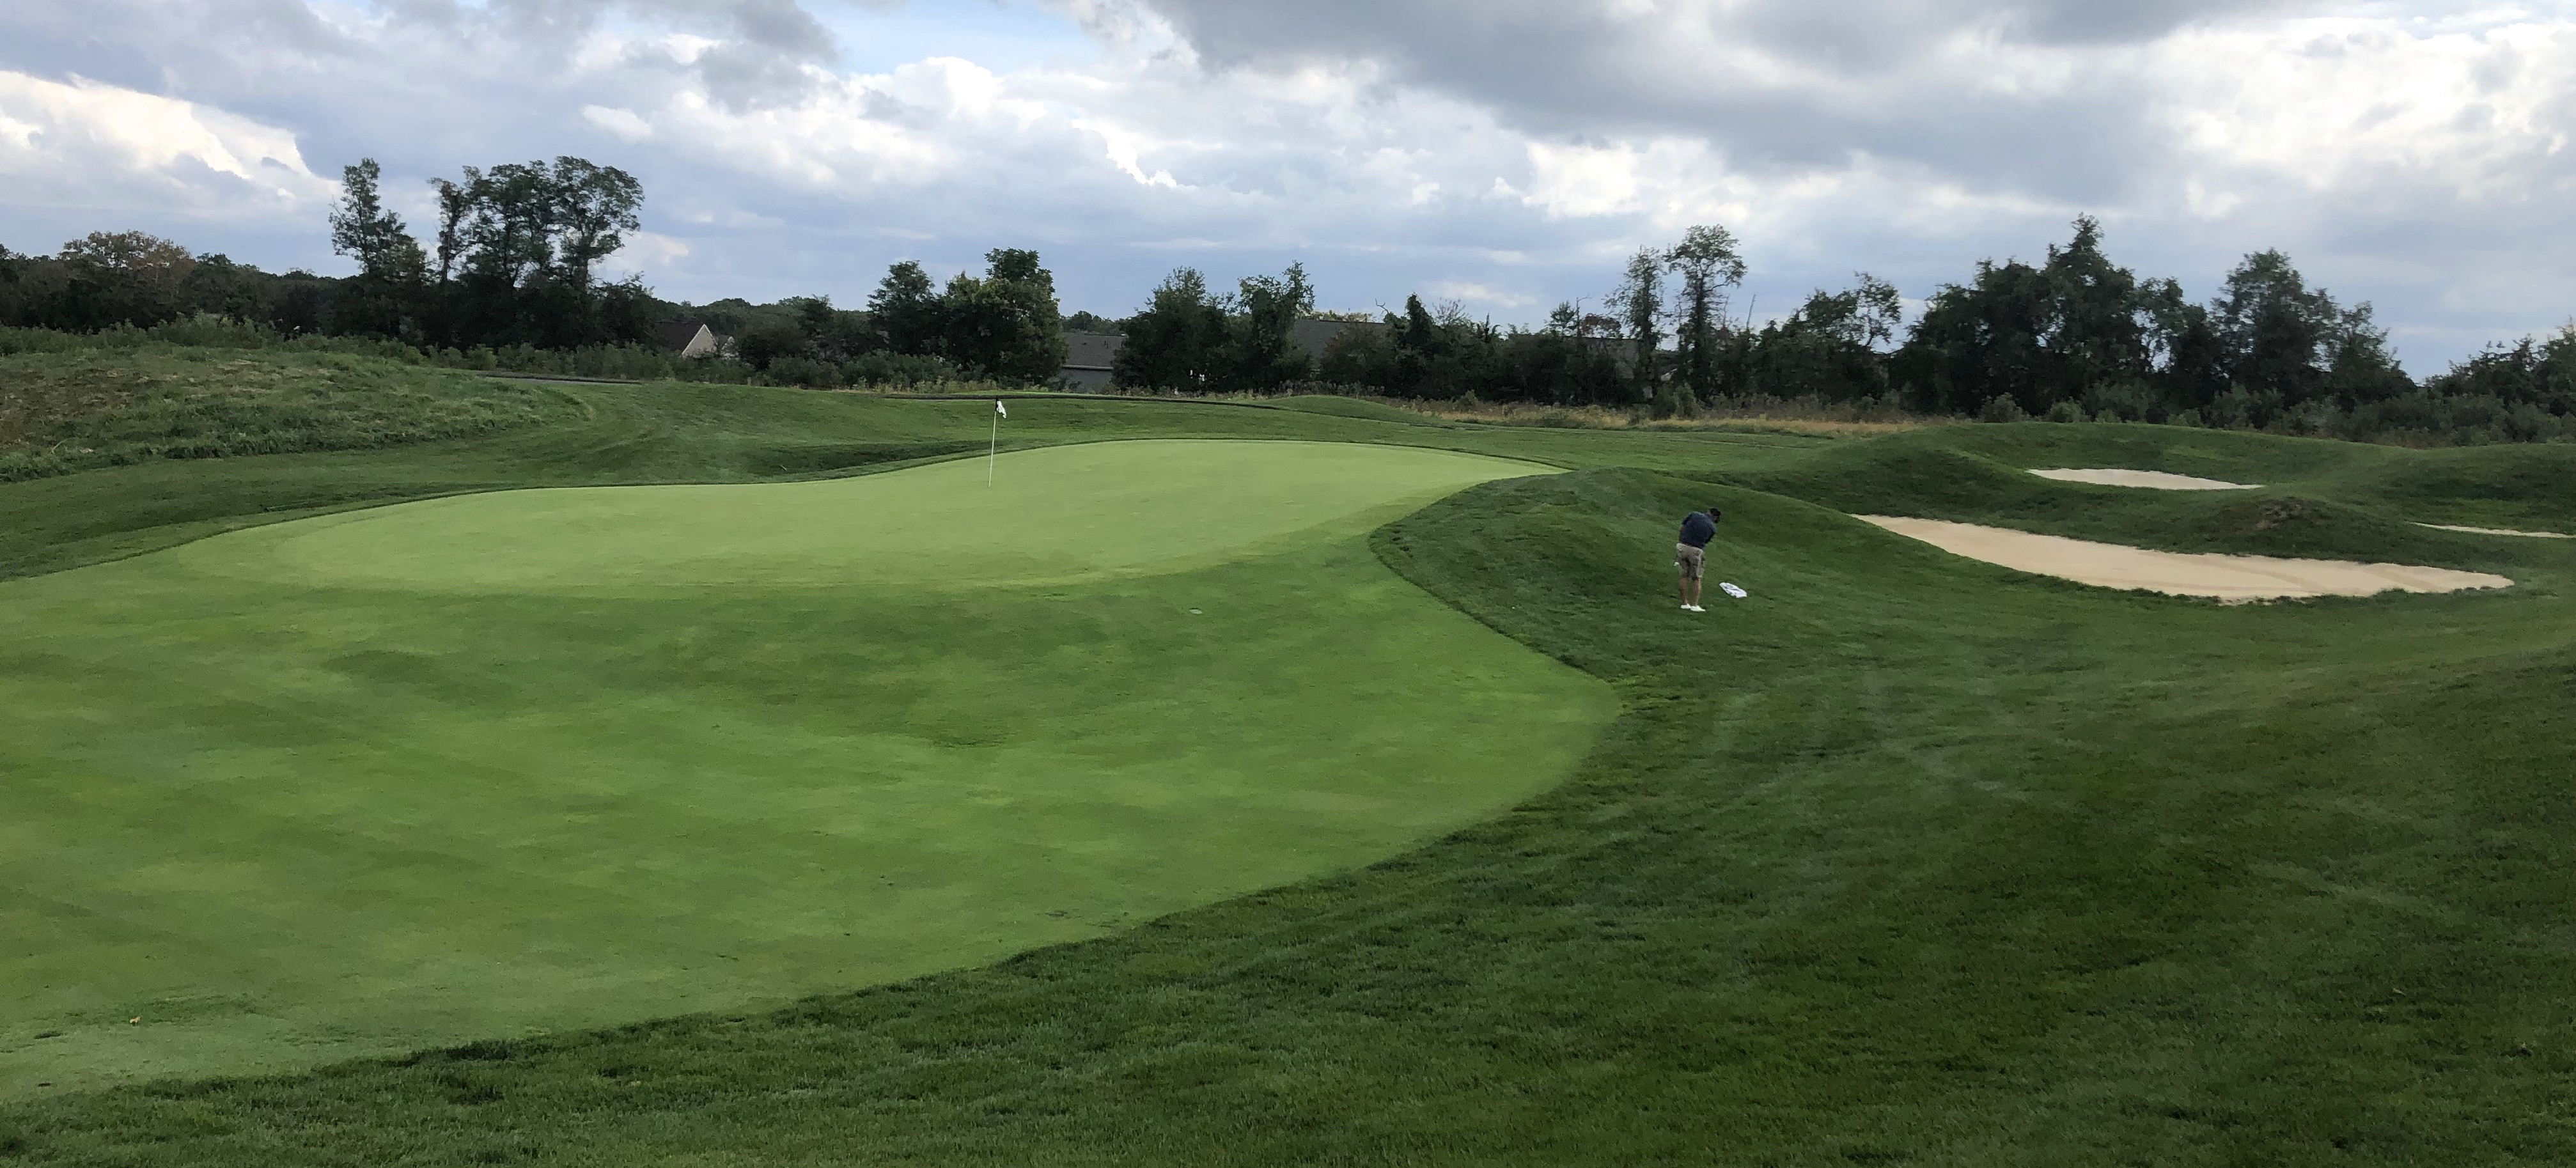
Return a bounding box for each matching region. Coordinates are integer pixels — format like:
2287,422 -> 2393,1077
0,157 -> 660,353
1105,216 -> 2573,446
0,155 -> 1066,388
5,154 -> 2570,446
716,251 -> 1068,387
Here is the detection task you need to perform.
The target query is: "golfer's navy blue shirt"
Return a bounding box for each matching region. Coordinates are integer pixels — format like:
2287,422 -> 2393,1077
1678,511 -> 1717,548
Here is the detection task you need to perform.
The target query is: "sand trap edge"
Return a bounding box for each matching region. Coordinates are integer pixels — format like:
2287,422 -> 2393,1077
2416,522 -> 2574,540
1859,515 -> 2512,600
2029,468 -> 2260,490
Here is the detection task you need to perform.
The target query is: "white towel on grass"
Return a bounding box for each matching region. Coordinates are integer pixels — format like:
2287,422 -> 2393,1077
1718,582 -> 1747,599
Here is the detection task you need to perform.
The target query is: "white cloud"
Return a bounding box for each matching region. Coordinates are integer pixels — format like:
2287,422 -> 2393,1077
2,1 -> 2574,365
2153,17 -> 2576,199
582,105 -> 656,142
0,71 -> 336,214
1430,280 -> 1534,309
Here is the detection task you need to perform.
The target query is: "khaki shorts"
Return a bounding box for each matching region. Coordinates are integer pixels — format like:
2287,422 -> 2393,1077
1675,543 -> 1706,579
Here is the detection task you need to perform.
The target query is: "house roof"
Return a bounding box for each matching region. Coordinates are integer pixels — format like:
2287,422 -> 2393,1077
1290,318 -> 1382,357
654,320 -> 712,350
1055,321 -> 1382,377
1063,331 -> 1123,370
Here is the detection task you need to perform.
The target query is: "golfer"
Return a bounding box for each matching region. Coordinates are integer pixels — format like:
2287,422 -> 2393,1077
1675,506 -> 1720,612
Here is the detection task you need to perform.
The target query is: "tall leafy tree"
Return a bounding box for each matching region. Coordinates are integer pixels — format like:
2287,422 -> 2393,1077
1749,273 -> 1901,401
466,163 -> 556,289
868,261 -> 946,357
427,176 -> 474,287
2041,216 -> 2151,395
327,159 -> 426,337
2212,249 -> 2330,402
56,231 -> 199,329
1895,256 -> 2055,415
328,160 -> 425,283
1613,246 -> 1665,402
2320,302 -> 2412,409
2426,325 -> 2576,416
1221,263 -> 1316,391
2137,277 -> 2227,415
405,156 -> 650,348
939,248 -> 1065,384
1113,268 -> 1229,391
2208,249 -> 2413,412
1508,302 -> 1631,405
547,157 -> 644,306
1895,217 -> 2170,417
1390,293 -> 1450,396
1663,224 -> 1746,415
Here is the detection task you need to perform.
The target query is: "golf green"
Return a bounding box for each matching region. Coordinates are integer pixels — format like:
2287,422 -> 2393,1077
0,440 -> 1615,1094
175,439 -> 1554,590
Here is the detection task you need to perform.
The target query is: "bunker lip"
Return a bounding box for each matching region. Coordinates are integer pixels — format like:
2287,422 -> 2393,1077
2417,522 -> 2574,540
2029,468 -> 2260,490
1859,515 -> 2513,600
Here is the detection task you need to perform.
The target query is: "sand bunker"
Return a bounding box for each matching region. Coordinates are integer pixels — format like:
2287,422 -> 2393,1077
2030,468 -> 2258,490
1860,516 -> 2512,600
2417,523 -> 2573,540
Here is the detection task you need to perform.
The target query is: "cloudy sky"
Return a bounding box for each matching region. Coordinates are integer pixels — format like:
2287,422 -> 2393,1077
3,0 -> 2572,367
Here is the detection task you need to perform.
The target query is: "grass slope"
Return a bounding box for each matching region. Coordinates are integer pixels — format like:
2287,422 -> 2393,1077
0,441 -> 1612,1095
0,348 -> 581,483
1719,421 -> 2576,573
4,375 -> 2575,1164
0,380 -> 1832,584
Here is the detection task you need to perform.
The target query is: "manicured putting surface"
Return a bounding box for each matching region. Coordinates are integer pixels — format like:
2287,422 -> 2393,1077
0,440 -> 1614,1095
180,439 -> 1551,589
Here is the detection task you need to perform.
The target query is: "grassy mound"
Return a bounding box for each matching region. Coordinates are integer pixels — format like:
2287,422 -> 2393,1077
0,348 -> 582,482
1722,422 -> 2576,570
2320,442 -> 2576,533
0,440 -> 1610,1095
1262,395 -> 1448,426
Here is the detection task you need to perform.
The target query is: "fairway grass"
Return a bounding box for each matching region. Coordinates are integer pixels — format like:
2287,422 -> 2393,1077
7,387 -> 2576,1165
0,440 -> 1613,1094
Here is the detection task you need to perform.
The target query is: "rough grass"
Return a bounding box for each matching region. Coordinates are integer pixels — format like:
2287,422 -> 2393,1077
1168,391 -> 1939,437
1391,398 -> 1942,437
3,370 -> 2573,1164
1717,422 -> 2576,567
0,347 -> 582,482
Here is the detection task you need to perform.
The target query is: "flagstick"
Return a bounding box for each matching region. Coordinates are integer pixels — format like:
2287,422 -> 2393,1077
987,409 -> 999,485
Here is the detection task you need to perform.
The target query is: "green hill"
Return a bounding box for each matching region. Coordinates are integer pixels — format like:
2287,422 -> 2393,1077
0,347 -> 581,483
1,440 -> 1611,1097
3,355 -> 2573,1165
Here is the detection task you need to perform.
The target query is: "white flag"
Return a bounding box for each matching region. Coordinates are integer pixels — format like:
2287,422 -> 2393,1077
995,400 -> 1008,417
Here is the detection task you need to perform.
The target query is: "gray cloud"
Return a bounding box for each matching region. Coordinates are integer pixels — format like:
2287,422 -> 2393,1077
1134,0 -> 2300,191
1,0 -> 2572,368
